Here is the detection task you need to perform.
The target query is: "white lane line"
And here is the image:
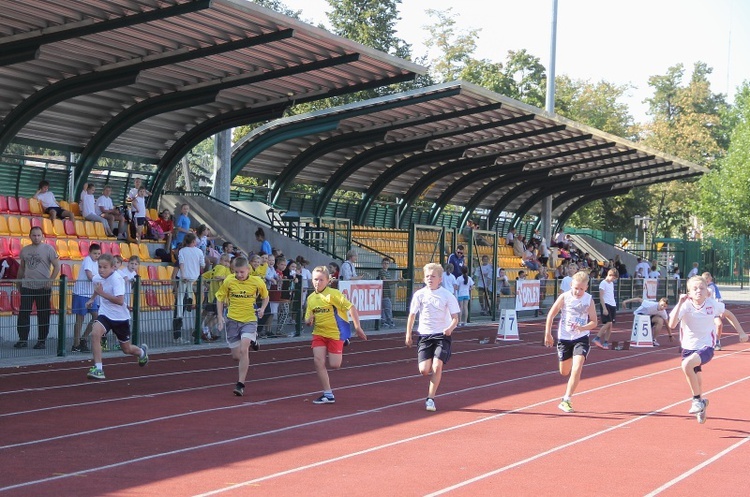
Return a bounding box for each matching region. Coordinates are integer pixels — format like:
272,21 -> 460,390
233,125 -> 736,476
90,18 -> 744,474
424,374 -> 750,497
0,346 -> 708,493
643,435 -> 750,496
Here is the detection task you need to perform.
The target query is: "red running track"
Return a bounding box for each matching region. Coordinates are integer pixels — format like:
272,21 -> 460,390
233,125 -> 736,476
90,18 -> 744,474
2,305 -> 750,497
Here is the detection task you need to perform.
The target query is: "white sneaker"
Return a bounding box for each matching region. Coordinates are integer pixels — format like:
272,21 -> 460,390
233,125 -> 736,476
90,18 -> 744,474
425,398 -> 436,412
652,339 -> 660,346
688,399 -> 703,414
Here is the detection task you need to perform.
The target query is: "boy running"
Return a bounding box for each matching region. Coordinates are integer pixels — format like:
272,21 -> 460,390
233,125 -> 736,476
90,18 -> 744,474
668,276 -> 730,423
215,257 -> 269,397
544,271 -> 598,413
305,266 -> 367,404
86,254 -> 148,380
405,263 -> 460,412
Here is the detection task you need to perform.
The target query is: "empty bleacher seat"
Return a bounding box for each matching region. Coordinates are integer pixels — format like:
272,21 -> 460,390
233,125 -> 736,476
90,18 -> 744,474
74,220 -> 86,238
69,202 -> 82,218
0,237 -> 9,258
41,218 -> 56,238
55,239 -> 70,259
0,217 -> 9,236
68,239 -> 83,260
7,197 -> 19,215
8,216 -> 23,237
63,219 -> 77,237
29,198 -> 44,217
9,238 -> 21,257
78,239 -> 90,258
18,197 -> 30,216
53,219 -> 67,238
0,196 -> 7,214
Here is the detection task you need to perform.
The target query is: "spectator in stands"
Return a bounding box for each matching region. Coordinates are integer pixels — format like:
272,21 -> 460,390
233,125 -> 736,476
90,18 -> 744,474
687,262 -> 700,278
253,252 -> 268,278
117,255 -> 139,309
496,267 -> 511,296
153,209 -> 174,250
130,186 -> 148,243
175,233 -> 205,341
559,266 -> 576,295
442,263 -> 457,295
455,266 -> 474,326
255,227 -> 272,256
377,258 -> 397,327
174,203 -> 192,248
202,253 -> 232,342
126,177 -> 151,222
296,256 -> 312,308
15,226 -> 60,349
327,261 -> 340,288
505,227 -> 516,247
474,255 -> 494,316
97,185 -> 127,240
512,235 -> 525,258
649,265 -> 661,278
72,243 -> 102,353
340,250 -> 363,281
538,239 -> 550,267
635,257 -> 651,278
448,245 -> 466,279
34,180 -> 73,221
81,184 -> 115,237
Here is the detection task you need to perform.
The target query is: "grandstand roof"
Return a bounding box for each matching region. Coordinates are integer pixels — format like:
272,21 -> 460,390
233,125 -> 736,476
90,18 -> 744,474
0,0 -> 424,194
231,81 -> 707,229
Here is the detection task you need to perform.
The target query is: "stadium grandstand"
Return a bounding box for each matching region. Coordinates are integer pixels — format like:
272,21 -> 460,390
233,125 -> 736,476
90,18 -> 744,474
0,0 -> 704,360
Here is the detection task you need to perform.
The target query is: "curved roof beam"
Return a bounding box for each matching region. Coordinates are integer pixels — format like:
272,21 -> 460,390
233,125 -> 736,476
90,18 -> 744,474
153,74 -> 418,206
0,0 -> 211,66
554,187 -> 632,233
0,29 -> 295,154
424,135 -> 597,224
460,149 -> 642,229
74,52 -> 361,195
486,153 -> 655,226
311,104 -> 512,217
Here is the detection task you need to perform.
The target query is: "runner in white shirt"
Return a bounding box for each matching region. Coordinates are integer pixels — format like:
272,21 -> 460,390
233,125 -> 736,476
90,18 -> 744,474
405,263 -> 460,412
545,271 -> 598,413
592,268 -> 618,349
668,276 -> 739,423
85,254 -> 149,380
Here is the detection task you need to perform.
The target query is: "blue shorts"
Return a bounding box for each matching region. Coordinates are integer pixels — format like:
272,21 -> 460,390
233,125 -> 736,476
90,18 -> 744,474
457,295 -> 469,302
682,346 -> 714,373
72,294 -> 98,315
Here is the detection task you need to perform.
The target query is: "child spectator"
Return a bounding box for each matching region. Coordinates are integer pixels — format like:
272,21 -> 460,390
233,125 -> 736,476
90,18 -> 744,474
86,254 -> 149,380
455,265 -> 474,326
117,255 -> 140,308
81,183 -> 115,237
35,180 -> 73,221
544,271 -> 598,413
72,243 -> 102,353
441,263 -> 457,295
255,227 -> 272,255
405,263 -> 460,412
305,266 -> 366,404
202,253 -> 232,342
297,256 -> 312,307
153,209 -> 174,250
175,233 -> 205,341
174,204 -> 192,248
216,256 -> 269,397
131,186 -> 148,243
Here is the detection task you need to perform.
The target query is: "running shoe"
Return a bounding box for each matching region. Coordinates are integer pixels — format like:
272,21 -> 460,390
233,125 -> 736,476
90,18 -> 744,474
652,339 -> 660,347
71,344 -> 82,353
558,399 -> 574,413
688,398 -> 703,414
425,398 -> 437,412
250,340 -> 260,352
312,395 -> 335,404
13,340 -> 28,348
715,341 -> 722,351
33,341 -> 46,349
592,337 -> 606,349
602,341 -> 611,349
87,367 -> 105,380
233,383 -> 244,397
697,398 -> 709,424
138,344 -> 149,367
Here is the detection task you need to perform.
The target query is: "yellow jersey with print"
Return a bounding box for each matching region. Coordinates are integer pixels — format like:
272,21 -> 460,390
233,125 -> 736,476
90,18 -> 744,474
304,287 -> 353,340
215,274 -> 268,322
204,264 -> 232,303
253,263 -> 268,279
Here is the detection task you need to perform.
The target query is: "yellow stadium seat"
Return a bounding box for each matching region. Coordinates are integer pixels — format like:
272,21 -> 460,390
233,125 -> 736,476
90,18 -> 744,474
138,243 -> 157,262
74,220 -> 86,238
69,202 -> 82,218
53,219 -> 67,238
72,263 -> 80,280
157,265 -> 171,283
58,200 -> 70,211
119,242 -> 131,260
28,197 -> 45,216
0,216 -> 9,236
84,221 -> 97,239
55,239 -> 70,259
94,222 -> 113,240
19,217 -> 31,236
42,218 -> 57,238
67,239 -> 83,260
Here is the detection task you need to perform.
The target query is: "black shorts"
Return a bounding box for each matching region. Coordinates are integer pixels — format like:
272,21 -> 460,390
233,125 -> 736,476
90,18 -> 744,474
417,334 -> 452,364
135,217 -> 147,226
600,303 -> 617,324
557,335 -> 590,362
45,206 -> 65,217
95,315 -> 132,343
203,302 -> 217,314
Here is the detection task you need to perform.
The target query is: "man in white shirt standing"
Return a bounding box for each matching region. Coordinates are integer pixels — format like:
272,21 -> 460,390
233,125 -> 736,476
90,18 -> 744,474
175,233 -> 205,342
592,268 -> 619,350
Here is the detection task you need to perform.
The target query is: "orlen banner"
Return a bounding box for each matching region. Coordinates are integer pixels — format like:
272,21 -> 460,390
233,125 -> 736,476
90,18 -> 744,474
642,278 -> 658,300
338,280 -> 383,321
515,279 -> 540,311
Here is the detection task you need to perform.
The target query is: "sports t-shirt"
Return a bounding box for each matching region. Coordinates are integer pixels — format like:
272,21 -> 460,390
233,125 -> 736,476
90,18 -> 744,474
174,214 -> 190,244
670,298 -> 724,350
599,279 -> 616,306
557,291 -> 593,341
204,264 -> 231,303
215,274 -> 268,323
81,191 -> 97,217
93,271 -> 130,321
178,246 -> 204,280
96,195 -> 114,214
304,287 -> 353,340
455,276 -> 474,298
253,263 -> 268,278
634,300 -> 668,321
441,272 -> 457,293
132,196 -> 146,218
35,190 -> 59,209
409,286 -> 460,335
73,255 -> 98,297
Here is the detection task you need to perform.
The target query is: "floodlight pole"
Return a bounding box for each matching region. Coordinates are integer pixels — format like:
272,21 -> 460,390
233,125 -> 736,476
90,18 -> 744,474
541,0 -> 558,245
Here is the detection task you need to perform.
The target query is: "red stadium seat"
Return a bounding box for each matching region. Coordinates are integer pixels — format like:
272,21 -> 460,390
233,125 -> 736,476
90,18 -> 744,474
0,196 -> 7,214
0,237 -> 9,258
110,242 -> 121,257
7,197 -> 19,215
64,219 -> 77,237
60,263 -> 73,279
9,238 -> 21,258
11,289 -> 20,313
100,241 -> 112,255
147,265 -> 159,281
18,197 -> 30,215
0,290 -> 11,314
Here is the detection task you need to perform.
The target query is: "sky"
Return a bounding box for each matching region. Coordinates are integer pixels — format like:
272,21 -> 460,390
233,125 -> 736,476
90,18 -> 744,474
278,0 -> 749,123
